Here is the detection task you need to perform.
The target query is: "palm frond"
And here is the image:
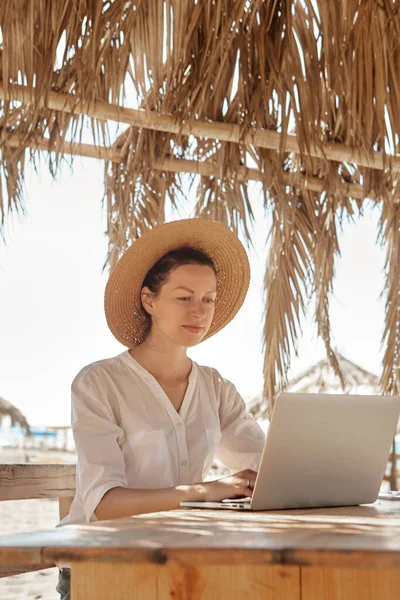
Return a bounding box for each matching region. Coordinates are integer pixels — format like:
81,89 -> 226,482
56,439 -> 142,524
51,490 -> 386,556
313,192 -> 346,389
379,201 -> 400,395
262,189 -> 315,416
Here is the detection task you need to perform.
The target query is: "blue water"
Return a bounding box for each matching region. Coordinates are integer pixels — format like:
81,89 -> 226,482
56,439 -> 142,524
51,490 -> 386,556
0,423 -> 75,451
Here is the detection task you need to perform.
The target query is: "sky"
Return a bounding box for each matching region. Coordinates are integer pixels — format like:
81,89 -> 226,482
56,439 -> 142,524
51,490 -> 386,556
0,155 -> 387,427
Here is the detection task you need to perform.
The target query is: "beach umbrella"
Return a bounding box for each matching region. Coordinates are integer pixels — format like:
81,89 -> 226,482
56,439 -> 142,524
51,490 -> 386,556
0,397 -> 31,435
247,353 -> 390,422
0,2 -> 399,415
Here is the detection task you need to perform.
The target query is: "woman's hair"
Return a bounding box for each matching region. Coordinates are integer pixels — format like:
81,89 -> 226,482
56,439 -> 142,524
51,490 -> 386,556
139,246 -> 216,339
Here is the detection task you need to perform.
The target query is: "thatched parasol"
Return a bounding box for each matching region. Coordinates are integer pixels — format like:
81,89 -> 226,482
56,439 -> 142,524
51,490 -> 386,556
0,396 -> 31,434
248,352 -> 383,421
0,1 -> 399,414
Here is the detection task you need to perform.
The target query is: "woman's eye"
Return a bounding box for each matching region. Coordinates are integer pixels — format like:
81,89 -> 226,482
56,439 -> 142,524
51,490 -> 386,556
177,297 -> 216,303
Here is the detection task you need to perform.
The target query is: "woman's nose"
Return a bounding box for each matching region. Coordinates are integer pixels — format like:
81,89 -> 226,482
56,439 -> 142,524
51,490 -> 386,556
190,302 -> 206,319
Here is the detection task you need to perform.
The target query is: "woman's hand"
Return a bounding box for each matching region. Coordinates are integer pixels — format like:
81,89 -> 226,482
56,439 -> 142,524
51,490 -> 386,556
202,469 -> 257,502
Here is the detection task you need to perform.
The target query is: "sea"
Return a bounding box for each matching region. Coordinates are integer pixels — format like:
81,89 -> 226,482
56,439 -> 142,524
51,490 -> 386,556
0,418 -> 76,453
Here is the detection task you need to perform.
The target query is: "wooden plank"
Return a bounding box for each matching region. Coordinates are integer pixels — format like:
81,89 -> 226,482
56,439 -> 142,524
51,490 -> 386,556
0,464 -> 76,500
0,543 -> 47,566
1,503 -> 400,569
0,562 -> 54,578
283,549 -> 400,569
45,546 -> 400,570
6,133 -> 123,161
301,567 -> 400,600
5,134 -> 367,201
2,83 -> 400,174
71,562 -> 300,600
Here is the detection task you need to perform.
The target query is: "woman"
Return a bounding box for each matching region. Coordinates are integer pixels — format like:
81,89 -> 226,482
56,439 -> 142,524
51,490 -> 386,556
56,218 -> 265,599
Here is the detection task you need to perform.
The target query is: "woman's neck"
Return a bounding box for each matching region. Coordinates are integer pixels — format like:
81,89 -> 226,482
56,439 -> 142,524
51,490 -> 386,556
129,336 -> 192,381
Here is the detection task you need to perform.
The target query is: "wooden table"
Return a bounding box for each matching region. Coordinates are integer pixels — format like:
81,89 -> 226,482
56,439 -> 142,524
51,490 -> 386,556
1,500 -> 400,599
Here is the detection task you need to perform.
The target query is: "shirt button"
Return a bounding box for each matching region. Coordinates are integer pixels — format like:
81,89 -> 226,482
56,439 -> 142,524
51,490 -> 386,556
176,423 -> 183,429
181,460 -> 188,466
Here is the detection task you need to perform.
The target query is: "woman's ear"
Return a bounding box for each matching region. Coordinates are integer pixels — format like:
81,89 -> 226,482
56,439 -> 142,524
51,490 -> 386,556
141,286 -> 155,315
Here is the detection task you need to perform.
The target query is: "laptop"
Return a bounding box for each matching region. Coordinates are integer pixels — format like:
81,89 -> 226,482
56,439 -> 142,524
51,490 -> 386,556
181,392 -> 400,511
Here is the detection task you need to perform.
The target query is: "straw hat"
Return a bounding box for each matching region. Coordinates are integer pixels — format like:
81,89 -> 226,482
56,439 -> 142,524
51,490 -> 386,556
104,218 -> 250,346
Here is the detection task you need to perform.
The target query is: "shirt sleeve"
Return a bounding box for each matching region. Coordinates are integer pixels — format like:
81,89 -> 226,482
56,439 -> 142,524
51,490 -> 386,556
71,371 -> 128,523
214,373 -> 266,473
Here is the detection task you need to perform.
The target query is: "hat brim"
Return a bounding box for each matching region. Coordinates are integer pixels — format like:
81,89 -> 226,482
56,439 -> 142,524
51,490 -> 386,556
104,218 -> 250,347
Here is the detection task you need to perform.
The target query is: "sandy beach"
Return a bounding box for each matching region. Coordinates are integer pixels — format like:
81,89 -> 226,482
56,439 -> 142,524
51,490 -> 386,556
0,498 -> 60,600
0,447 -> 75,600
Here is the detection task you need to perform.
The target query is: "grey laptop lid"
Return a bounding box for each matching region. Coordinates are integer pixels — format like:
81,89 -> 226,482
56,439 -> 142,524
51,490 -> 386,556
251,392 -> 400,510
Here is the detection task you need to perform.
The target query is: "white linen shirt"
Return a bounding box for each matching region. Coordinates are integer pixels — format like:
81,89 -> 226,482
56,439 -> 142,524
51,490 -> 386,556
56,350 -> 265,530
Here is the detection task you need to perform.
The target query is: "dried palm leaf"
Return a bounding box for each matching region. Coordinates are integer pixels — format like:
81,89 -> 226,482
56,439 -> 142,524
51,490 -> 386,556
379,200 -> 400,395
313,191 -> 347,390
262,189 -> 315,417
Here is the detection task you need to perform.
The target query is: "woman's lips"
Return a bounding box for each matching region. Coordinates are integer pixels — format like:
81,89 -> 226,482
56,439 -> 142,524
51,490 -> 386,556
183,325 -> 204,333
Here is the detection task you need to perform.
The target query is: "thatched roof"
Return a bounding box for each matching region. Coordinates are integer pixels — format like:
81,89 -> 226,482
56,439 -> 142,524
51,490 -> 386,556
0,397 -> 31,434
1,1 -> 399,414
281,353 -> 379,395
248,352 -> 381,420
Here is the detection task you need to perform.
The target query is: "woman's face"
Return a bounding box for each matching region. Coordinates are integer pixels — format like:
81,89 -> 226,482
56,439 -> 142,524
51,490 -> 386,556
142,264 -> 217,347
